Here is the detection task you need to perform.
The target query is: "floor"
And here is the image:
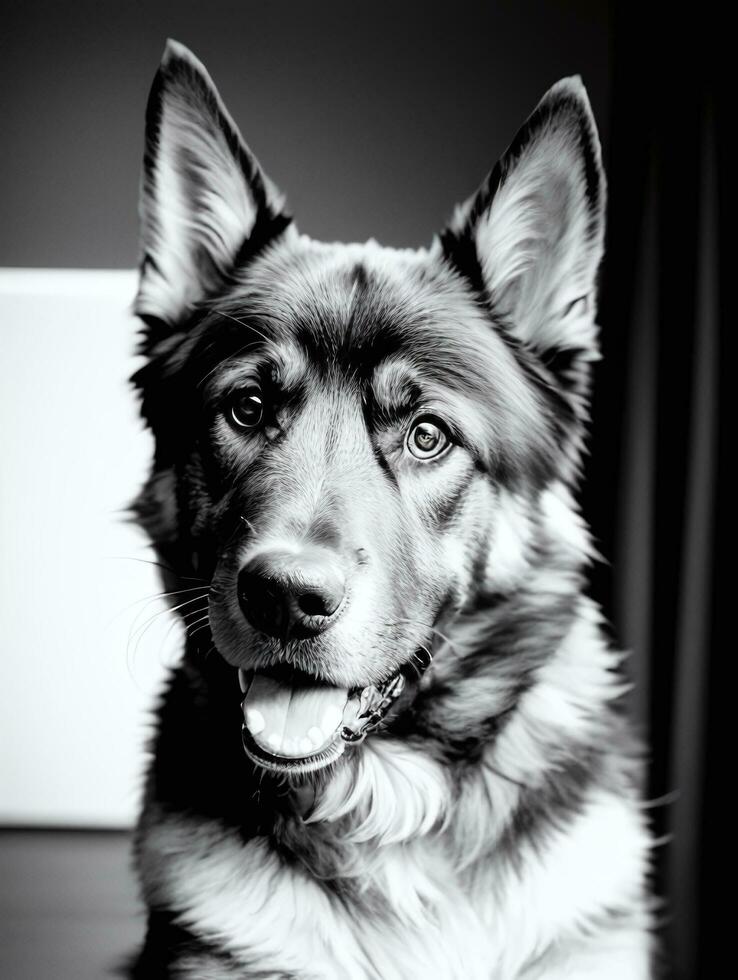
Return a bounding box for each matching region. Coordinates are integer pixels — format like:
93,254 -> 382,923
0,830 -> 144,979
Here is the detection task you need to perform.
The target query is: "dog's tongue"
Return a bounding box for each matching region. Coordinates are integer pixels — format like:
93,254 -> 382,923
242,673 -> 348,759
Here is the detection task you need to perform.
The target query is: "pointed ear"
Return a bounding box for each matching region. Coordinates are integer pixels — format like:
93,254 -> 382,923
441,77 -> 606,360
135,40 -> 291,328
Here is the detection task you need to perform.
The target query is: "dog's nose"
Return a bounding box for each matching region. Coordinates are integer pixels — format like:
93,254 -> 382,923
237,547 -> 346,640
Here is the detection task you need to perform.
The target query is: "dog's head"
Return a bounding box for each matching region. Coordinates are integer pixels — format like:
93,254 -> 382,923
133,41 -> 605,775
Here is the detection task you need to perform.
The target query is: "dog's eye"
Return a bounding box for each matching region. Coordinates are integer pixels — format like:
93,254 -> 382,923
229,386 -> 264,430
407,419 -> 450,460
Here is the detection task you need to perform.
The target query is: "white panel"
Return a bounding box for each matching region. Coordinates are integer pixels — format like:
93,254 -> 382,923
0,270 -> 181,827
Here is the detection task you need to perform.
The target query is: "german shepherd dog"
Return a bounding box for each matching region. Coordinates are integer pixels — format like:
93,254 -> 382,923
130,41 -> 653,979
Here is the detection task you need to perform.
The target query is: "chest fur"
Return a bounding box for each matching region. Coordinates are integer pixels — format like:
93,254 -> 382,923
136,783 -> 650,980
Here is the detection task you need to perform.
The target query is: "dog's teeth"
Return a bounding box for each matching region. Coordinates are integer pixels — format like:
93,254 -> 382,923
308,726 -> 325,748
267,733 -> 282,752
321,707 -> 343,736
238,669 -> 248,693
245,708 -> 265,734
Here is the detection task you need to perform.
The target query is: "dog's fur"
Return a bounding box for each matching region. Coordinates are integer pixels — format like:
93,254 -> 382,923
129,41 -> 654,979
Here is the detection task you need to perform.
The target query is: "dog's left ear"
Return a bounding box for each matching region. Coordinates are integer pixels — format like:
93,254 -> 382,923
135,40 -> 291,329
441,77 -> 605,364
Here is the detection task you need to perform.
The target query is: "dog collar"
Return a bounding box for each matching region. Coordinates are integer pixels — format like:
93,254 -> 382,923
337,671 -> 407,744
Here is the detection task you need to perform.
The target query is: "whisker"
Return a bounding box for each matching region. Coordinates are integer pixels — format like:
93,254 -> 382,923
143,591 -> 216,669
212,309 -> 270,342
151,612 -> 188,669
195,312 -> 271,389
127,594 -> 209,671
107,585 -> 210,630
130,593 -> 210,643
385,617 -> 464,662
220,510 -> 248,550
103,555 -> 207,583
188,618 -> 212,641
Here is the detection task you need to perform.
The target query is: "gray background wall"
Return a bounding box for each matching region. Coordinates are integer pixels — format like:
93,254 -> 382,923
1,0 -> 611,268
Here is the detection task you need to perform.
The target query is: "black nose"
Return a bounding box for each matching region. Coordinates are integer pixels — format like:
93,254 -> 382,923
237,547 -> 346,640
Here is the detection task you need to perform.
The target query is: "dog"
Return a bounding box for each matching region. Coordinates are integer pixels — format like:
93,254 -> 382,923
128,40 -> 654,979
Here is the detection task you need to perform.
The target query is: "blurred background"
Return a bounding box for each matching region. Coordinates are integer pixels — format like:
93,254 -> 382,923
0,2 -> 722,977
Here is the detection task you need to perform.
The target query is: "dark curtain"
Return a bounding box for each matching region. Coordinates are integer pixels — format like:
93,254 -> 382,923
582,10 -> 724,978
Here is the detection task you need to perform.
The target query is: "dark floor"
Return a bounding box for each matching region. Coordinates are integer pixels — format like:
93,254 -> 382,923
0,830 -> 144,979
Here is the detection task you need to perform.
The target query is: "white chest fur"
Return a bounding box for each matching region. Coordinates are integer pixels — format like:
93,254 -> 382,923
137,778 -> 651,980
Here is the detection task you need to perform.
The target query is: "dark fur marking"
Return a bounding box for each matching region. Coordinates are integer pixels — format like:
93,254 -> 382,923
489,317 -> 583,450
230,208 -> 293,274
296,317 -> 407,381
402,533 -> 582,761
433,465 -> 477,531
540,344 -> 591,393
128,909 -> 299,979
128,911 -> 236,978
370,440 -> 400,487
496,750 -> 600,870
141,649 -> 293,836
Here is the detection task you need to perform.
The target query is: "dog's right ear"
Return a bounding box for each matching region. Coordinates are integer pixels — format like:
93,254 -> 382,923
135,40 -> 291,332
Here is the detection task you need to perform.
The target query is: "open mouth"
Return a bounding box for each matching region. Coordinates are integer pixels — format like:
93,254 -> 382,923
238,662 -> 413,775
